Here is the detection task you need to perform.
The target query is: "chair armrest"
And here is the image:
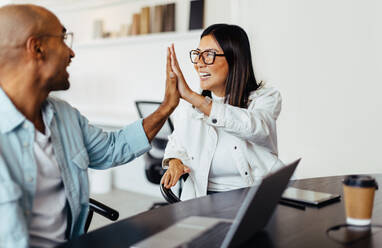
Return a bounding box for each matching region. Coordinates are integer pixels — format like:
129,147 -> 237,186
160,182 -> 181,203
160,173 -> 189,204
89,198 -> 119,221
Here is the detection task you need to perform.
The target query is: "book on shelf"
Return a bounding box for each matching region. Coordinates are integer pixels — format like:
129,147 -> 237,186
140,6 -> 150,34
162,3 -> 176,32
131,13 -> 141,35
189,0 -> 204,30
152,5 -> 163,33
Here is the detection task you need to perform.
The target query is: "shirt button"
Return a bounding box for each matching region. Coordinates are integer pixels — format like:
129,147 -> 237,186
27,176 -> 33,182
212,118 -> 217,124
23,123 -> 28,129
23,142 -> 29,147
234,146 -> 237,150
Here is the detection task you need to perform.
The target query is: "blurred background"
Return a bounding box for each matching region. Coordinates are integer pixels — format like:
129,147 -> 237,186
2,0 -> 381,229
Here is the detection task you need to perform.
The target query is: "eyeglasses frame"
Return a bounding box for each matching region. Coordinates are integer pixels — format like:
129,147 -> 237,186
39,32 -> 74,48
189,49 -> 225,65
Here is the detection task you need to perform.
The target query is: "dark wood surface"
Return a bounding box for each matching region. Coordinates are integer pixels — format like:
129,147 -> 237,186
61,175 -> 382,248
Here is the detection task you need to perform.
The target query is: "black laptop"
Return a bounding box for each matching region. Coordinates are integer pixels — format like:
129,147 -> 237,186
131,158 -> 301,248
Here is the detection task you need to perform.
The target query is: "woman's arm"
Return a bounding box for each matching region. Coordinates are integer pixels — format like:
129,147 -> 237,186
162,126 -> 191,188
206,88 -> 282,144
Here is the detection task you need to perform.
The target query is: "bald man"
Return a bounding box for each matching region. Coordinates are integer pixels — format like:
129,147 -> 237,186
0,4 -> 180,247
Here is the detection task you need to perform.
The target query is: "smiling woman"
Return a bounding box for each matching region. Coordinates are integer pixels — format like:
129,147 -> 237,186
161,24 -> 284,200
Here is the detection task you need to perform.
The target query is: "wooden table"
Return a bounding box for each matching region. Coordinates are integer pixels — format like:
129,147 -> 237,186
61,175 -> 382,247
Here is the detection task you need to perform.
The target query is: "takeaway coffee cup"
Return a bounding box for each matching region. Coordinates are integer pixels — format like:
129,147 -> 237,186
343,175 -> 378,226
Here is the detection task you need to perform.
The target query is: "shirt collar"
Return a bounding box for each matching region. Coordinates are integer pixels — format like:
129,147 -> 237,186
0,87 -> 55,134
0,87 -> 26,134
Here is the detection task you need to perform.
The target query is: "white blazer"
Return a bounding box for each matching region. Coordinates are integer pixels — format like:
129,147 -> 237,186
163,86 -> 284,200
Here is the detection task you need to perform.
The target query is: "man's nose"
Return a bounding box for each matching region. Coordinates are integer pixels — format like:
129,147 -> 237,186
69,47 -> 75,59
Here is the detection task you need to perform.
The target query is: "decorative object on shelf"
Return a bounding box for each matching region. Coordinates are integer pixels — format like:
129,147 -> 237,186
93,19 -> 104,39
140,6 -> 151,34
152,5 -> 163,33
131,13 -> 141,35
189,0 -> 204,30
162,3 -> 176,32
151,5 -> 163,33
119,24 -> 128,37
91,1 -> 178,39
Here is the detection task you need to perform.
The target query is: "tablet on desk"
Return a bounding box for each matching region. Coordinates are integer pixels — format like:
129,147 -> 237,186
282,187 -> 341,206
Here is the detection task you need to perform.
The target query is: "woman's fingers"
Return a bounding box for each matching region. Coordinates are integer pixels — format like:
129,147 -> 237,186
170,170 -> 180,187
163,171 -> 170,188
169,44 -> 182,75
183,165 -> 191,173
171,44 -> 181,69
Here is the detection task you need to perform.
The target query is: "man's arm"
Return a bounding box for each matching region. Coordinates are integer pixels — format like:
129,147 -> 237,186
142,47 -> 180,142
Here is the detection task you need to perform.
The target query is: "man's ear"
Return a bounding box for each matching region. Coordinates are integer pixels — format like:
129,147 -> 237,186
25,36 -> 44,59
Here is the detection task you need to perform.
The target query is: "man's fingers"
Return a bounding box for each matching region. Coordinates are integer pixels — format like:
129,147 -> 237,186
166,47 -> 172,77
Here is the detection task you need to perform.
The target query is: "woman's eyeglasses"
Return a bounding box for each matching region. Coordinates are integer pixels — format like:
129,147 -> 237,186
189,49 -> 225,65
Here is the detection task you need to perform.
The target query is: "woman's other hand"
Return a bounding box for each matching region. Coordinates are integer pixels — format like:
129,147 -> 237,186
169,44 -> 193,100
162,158 -> 191,189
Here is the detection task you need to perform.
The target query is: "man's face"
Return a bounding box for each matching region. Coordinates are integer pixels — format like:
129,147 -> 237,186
40,15 -> 75,91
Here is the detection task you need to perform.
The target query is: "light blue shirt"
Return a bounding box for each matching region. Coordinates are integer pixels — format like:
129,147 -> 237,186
0,88 -> 151,247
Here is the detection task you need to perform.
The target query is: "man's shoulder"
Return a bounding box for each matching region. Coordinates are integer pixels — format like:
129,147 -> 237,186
46,96 -> 77,114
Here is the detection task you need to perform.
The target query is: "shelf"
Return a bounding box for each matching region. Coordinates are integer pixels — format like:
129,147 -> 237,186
75,30 -> 202,49
26,0 -> 152,13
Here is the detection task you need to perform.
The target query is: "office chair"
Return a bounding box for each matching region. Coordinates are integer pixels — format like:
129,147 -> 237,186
84,198 -> 120,233
135,101 -> 181,208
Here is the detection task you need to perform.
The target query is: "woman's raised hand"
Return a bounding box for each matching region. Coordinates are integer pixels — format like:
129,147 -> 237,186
169,44 -> 193,100
162,46 -> 180,109
162,158 -> 191,189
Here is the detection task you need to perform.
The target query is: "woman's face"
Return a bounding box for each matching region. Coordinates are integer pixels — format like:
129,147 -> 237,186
194,35 -> 229,97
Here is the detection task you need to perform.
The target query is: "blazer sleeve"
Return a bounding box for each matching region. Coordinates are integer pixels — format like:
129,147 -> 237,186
205,87 -> 282,145
162,122 -> 191,169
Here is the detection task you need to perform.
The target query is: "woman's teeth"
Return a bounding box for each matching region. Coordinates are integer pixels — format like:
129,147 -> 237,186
200,72 -> 211,78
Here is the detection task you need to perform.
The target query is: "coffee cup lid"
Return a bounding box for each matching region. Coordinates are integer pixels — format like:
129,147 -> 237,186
343,175 -> 377,188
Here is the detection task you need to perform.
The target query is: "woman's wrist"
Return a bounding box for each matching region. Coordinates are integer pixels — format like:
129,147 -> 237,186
182,88 -> 194,102
187,93 -> 212,116
169,158 -> 181,167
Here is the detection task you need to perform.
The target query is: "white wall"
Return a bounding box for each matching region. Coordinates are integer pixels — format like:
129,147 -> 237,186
11,0 -> 381,195
233,0 -> 382,178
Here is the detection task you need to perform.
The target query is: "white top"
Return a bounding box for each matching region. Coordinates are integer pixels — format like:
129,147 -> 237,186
29,122 -> 68,248
208,93 -> 247,191
163,86 -> 284,200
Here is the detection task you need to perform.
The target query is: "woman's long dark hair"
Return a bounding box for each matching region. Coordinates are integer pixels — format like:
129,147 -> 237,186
200,24 -> 261,108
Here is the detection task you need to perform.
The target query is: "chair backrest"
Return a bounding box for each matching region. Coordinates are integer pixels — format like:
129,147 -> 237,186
135,101 -> 174,184
135,101 -> 174,140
